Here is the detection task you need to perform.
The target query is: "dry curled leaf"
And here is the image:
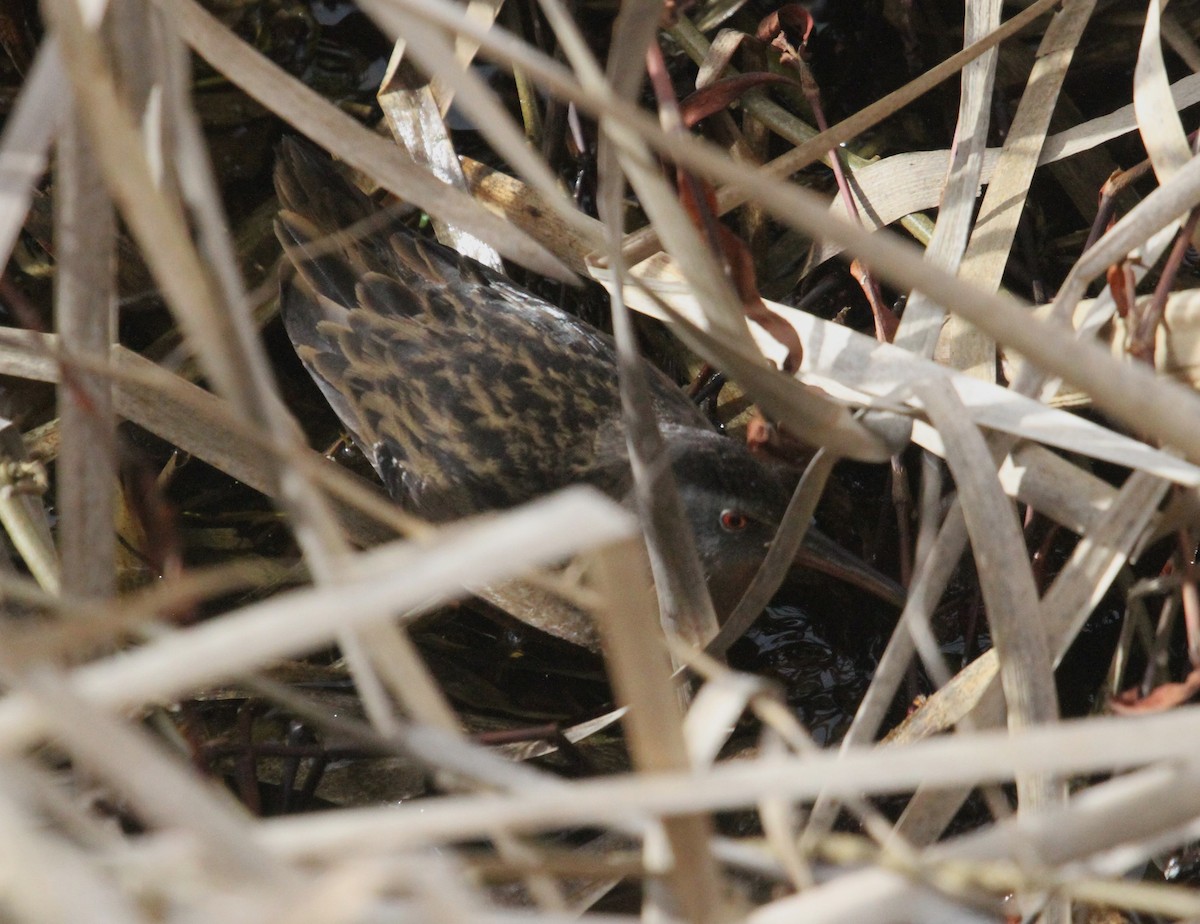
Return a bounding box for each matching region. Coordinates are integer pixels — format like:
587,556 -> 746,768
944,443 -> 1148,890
755,4 -> 814,51
1110,669 -> 1200,715
679,73 -> 795,129
676,169 -> 804,370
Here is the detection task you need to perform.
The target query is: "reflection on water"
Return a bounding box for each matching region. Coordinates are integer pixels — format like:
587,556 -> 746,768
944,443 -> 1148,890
734,603 -> 886,746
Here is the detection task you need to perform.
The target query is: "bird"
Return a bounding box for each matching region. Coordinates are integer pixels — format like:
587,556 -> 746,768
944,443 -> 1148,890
273,138 -> 901,628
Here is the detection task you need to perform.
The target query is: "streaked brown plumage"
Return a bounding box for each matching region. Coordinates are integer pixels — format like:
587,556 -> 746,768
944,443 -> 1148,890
274,139 -> 898,619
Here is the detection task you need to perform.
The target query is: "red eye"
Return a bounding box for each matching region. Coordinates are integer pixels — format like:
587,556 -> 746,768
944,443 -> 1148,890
720,509 -> 749,532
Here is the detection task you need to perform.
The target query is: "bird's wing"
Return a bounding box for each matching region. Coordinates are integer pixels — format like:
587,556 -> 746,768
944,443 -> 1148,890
275,139 -> 712,518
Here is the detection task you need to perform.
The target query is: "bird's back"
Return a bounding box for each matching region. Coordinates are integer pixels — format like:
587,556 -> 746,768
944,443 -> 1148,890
274,139 -> 712,519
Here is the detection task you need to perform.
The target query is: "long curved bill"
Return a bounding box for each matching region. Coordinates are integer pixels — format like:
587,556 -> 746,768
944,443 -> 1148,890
796,528 -> 907,607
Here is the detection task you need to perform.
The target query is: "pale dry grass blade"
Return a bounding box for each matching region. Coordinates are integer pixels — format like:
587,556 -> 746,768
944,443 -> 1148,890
913,383 -> 1062,816
1022,1 -> 1200,361
604,264 -> 895,460
894,0 -> 1001,359
353,622 -> 460,731
54,115 -> 116,600
461,157 -> 599,273
681,648 -> 915,889
621,270 -> 1200,484
1042,70 -> 1200,161
378,46 -> 504,269
358,0 -> 604,256
0,46 -> 67,273
251,707 -> 1200,854
349,604 -> 571,909
937,0 -> 1097,378
604,0 -> 661,103
538,0 -> 727,646
43,0 -> 266,421
807,761 -> 1200,920
143,18 -> 434,755
997,442 -> 1118,535
1038,472 -> 1170,656
590,537 -> 724,920
1136,0 -> 1194,183
680,667 -> 765,769
1162,6 -> 1200,71
880,470 -> 1169,847
431,0 -> 504,112
4,2 -> 389,728
745,871 -> 993,924
594,277 -> 724,646
156,13 -> 328,479
590,1 -> 731,400
811,68 -> 1200,263
605,129 -> 755,352
0,488 -> 635,753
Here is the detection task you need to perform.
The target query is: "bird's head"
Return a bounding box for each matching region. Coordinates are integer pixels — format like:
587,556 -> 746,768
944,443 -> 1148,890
666,431 -> 791,618
665,429 -> 907,620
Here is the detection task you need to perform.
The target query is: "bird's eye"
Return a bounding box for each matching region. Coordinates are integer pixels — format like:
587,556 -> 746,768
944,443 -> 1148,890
720,509 -> 749,532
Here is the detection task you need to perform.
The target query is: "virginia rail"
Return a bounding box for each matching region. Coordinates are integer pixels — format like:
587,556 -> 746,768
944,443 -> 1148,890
274,139 -> 900,623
